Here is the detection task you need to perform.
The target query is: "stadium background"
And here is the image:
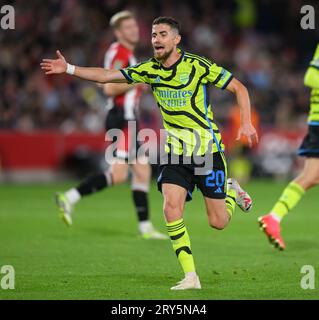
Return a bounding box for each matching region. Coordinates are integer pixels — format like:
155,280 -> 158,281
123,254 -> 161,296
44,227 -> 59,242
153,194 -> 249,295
1,0 -> 319,300
1,0 -> 318,181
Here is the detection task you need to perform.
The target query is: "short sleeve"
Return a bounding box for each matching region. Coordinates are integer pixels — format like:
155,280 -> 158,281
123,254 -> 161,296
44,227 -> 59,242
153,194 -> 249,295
104,49 -> 128,70
120,61 -> 151,84
305,44 -> 319,89
309,44 -> 319,70
206,63 -> 233,90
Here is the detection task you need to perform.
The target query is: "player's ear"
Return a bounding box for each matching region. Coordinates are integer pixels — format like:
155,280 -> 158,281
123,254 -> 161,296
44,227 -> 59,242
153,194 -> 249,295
174,34 -> 181,45
114,28 -> 121,39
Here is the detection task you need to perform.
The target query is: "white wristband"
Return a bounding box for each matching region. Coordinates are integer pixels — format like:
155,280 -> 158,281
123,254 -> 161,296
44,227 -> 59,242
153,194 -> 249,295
66,63 -> 75,75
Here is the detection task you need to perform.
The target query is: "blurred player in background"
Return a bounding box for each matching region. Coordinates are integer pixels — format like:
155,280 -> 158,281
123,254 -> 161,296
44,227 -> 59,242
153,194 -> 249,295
55,11 -> 167,240
41,16 -> 258,290
259,44 -> 319,250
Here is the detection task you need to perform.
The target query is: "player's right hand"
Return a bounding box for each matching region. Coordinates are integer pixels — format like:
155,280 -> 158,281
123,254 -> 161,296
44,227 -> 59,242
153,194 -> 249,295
40,50 -> 67,75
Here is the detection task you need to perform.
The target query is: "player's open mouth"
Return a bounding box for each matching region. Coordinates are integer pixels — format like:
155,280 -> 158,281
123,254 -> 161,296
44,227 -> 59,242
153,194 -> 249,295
154,45 -> 164,53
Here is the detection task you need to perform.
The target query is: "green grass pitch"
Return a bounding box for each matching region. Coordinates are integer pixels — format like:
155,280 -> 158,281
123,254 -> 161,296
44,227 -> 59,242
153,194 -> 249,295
0,180 -> 318,300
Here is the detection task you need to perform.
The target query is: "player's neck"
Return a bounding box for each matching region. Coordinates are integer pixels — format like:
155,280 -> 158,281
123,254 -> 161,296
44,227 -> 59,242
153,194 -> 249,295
161,49 -> 181,68
118,39 -> 135,52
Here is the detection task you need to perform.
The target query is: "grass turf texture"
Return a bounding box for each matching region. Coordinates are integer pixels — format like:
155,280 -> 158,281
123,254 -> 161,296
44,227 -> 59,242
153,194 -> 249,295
0,180 -> 318,300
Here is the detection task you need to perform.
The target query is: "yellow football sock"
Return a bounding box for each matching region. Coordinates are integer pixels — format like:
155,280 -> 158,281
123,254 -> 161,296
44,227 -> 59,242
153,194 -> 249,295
225,188 -> 236,219
166,219 -> 195,274
271,181 -> 305,220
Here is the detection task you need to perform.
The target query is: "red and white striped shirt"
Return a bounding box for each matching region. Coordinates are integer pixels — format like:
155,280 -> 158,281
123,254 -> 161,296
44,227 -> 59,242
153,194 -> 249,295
103,42 -> 141,120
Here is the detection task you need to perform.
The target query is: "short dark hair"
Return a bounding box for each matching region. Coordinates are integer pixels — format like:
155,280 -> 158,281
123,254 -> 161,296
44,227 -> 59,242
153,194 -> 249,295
152,16 -> 181,34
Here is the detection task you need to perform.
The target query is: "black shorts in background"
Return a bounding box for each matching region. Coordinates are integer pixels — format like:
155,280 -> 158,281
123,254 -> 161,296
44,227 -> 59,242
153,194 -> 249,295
298,124 -> 319,158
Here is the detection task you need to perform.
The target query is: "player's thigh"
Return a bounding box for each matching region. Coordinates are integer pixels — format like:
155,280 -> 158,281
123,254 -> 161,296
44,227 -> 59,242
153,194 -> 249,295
110,161 -> 129,185
162,183 -> 187,222
297,125 -> 319,185
131,158 -> 151,185
300,158 -> 319,184
204,197 -> 229,230
196,152 -> 229,229
196,152 -> 227,199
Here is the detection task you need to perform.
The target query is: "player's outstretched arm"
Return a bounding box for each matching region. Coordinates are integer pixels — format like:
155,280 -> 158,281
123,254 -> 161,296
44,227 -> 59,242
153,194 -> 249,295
40,50 -> 127,84
226,77 -> 258,147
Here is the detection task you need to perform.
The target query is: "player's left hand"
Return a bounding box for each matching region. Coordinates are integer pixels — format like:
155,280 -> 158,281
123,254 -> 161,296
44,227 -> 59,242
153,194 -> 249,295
236,123 -> 259,147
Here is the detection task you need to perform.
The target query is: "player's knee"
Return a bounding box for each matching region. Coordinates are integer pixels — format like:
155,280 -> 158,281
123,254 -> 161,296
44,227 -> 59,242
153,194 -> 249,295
208,214 -> 229,230
112,168 -> 128,185
133,170 -> 150,185
163,198 -> 183,217
132,163 -> 151,184
209,221 -> 227,230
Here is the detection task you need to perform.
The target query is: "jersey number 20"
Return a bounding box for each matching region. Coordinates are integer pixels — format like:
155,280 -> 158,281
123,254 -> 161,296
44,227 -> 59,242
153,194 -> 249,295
205,170 -> 225,187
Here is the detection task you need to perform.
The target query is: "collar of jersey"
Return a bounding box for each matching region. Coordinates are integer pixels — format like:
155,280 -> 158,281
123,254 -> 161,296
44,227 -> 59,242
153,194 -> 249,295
153,47 -> 184,70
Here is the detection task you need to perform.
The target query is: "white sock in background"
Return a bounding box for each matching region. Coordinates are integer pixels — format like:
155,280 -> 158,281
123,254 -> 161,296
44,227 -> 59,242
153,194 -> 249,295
138,220 -> 153,234
65,188 -> 81,206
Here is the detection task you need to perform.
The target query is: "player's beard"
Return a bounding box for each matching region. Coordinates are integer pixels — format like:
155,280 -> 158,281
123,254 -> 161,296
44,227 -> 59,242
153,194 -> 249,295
154,47 -> 174,62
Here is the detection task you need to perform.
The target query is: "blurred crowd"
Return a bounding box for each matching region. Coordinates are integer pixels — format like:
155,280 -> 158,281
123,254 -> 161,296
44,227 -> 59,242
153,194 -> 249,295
0,0 -> 318,132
